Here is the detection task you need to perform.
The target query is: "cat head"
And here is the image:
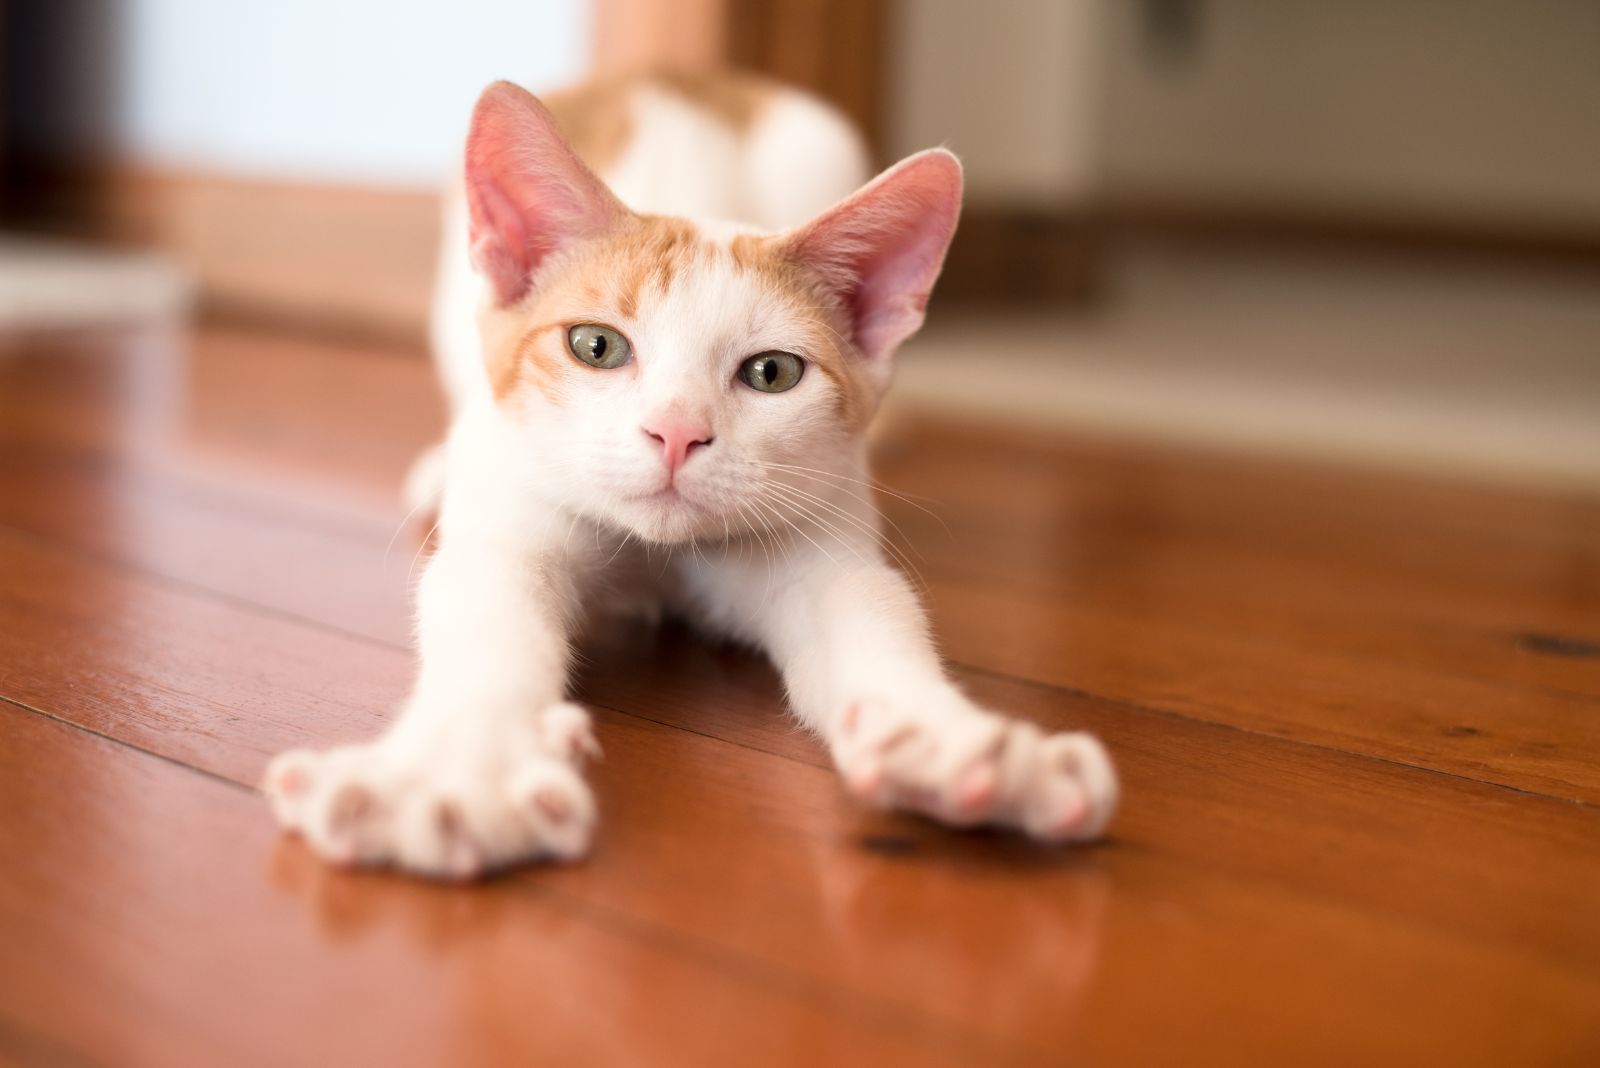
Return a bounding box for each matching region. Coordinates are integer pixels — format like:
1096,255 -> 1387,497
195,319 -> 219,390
464,81 -> 962,545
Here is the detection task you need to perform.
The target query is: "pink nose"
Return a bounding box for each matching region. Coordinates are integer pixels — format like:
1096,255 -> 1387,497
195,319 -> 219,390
642,418 -> 714,475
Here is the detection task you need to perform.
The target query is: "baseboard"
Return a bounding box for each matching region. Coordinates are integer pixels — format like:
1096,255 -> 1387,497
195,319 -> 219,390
937,209 -> 1103,307
7,162 -> 441,341
1102,195 -> 1600,269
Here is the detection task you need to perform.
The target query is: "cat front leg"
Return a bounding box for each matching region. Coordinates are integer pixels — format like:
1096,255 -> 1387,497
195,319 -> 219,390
747,556 -> 1119,841
264,530 -> 598,879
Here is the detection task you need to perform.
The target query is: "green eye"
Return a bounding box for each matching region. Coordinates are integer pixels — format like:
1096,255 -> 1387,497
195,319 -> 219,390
738,351 -> 804,393
568,324 -> 632,369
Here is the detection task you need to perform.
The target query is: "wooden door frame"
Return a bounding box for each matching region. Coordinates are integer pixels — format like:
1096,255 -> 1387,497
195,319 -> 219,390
592,0 -> 888,156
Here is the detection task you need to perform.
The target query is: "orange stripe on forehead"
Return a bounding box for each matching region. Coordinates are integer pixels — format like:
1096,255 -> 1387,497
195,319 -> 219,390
728,232 -> 774,276
643,216 -> 704,297
729,232 -> 838,313
601,215 -> 706,318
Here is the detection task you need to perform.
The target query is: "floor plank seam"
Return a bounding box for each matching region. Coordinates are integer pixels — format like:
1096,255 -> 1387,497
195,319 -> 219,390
3,518 -> 1594,812
0,523 -> 837,773
0,520 -> 404,651
589,704 -> 833,768
3,438 -> 399,544
932,569 -> 1600,711
0,696 -> 249,796
952,660 -> 1600,811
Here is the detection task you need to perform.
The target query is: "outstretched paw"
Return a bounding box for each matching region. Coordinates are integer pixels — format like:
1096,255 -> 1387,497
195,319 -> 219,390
834,694 -> 1117,842
263,701 -> 600,879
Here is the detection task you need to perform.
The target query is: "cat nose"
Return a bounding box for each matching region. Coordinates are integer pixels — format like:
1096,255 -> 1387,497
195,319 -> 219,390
641,418 -> 714,475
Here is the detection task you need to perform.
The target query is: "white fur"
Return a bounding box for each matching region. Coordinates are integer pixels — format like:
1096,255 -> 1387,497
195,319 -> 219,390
267,81 -> 1118,878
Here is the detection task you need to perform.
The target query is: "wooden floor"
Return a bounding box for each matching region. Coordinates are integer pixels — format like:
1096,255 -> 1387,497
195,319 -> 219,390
1,322 -> 1597,1067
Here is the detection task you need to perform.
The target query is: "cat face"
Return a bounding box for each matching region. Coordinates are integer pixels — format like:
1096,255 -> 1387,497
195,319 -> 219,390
465,82 -> 962,545
477,218 -> 873,543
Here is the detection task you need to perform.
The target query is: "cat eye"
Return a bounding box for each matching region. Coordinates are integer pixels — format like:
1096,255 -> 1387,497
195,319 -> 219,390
738,351 -> 805,393
567,324 -> 632,369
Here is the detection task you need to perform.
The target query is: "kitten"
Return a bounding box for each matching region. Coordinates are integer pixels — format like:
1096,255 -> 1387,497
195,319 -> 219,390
265,73 -> 1118,878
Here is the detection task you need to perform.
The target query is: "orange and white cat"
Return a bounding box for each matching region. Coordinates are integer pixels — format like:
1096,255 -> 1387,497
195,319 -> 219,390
266,73 -> 1118,878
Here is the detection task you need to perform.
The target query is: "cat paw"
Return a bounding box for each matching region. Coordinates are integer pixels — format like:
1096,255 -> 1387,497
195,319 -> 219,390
833,694 -> 1118,842
263,702 -> 600,879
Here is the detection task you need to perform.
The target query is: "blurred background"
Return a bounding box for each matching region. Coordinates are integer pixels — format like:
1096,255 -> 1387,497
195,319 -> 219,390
3,0 -> 1599,489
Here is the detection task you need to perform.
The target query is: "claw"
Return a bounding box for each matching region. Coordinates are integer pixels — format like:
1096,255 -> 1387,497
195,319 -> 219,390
532,786 -> 574,824
434,801 -> 483,880
956,761 -> 998,815
327,782 -> 374,833
1050,790 -> 1089,838
263,751 -> 323,827
845,755 -> 885,800
543,703 -> 602,765
570,725 -> 602,763
322,782 -> 377,863
270,763 -> 312,798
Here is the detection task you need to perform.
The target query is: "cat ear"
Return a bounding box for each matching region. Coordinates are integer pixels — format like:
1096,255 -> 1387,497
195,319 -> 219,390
786,149 -> 963,361
464,81 -> 628,305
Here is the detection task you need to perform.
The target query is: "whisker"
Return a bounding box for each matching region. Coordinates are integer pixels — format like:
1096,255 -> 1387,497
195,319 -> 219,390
764,478 -> 881,551
735,499 -> 777,617
601,527 -> 635,569
753,490 -> 839,573
764,483 -> 874,573
384,491 -> 437,574
764,479 -> 929,594
771,470 -> 927,564
407,518 -> 443,590
747,496 -> 800,573
752,460 -> 952,539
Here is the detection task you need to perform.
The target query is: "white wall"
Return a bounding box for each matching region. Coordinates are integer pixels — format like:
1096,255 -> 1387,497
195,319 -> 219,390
1099,0 -> 1600,228
886,0 -> 1600,230
109,0 -> 590,186
886,0 -> 1105,207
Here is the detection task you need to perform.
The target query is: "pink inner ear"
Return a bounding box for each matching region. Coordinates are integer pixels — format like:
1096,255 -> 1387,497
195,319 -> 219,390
464,82 -> 626,305
789,149 -> 964,360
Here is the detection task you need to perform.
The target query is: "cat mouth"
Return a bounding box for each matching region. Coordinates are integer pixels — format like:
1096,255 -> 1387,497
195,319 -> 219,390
632,485 -> 696,509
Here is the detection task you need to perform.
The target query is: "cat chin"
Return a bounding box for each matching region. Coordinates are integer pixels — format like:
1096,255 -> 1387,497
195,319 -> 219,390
603,496 -> 727,546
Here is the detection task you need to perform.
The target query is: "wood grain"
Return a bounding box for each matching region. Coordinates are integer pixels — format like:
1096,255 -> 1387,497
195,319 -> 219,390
0,709 -> 961,1068
2,328 -> 1596,798
3,530 -> 1598,1065
1,325 -> 1598,1065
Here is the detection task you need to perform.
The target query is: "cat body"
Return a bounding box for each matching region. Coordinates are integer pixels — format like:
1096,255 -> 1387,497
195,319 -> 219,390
267,73 -> 1118,877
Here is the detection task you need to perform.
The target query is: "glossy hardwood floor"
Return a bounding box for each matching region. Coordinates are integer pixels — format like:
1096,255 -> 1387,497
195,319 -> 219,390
1,322 -> 1597,1067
